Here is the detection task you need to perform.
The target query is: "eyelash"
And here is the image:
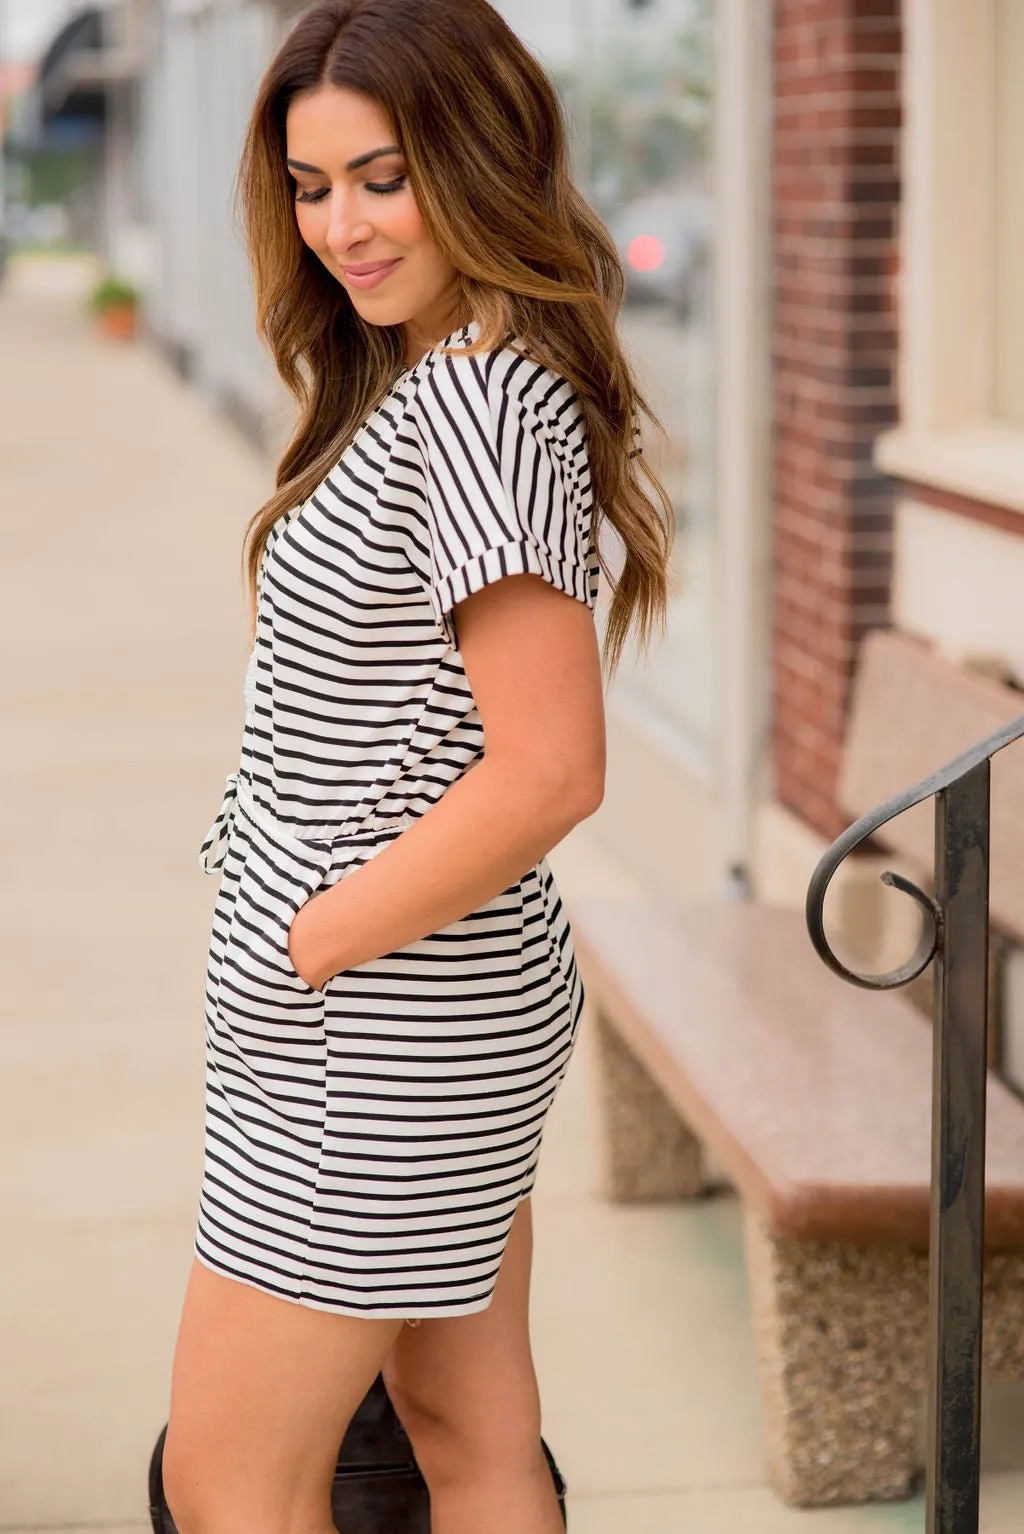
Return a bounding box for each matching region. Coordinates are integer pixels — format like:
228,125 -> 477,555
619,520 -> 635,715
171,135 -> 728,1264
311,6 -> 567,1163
295,175 -> 407,205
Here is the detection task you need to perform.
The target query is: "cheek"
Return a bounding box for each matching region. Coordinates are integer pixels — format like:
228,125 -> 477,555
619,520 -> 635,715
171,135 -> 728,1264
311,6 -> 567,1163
293,203 -> 325,250
389,199 -> 454,283
385,192 -> 430,251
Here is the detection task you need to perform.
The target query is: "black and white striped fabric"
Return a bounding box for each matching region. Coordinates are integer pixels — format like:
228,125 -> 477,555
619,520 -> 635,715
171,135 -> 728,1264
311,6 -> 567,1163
195,322 -> 599,1317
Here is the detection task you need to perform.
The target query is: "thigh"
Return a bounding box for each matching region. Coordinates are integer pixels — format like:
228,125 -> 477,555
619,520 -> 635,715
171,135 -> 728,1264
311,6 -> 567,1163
163,1258 -> 403,1534
383,1199 -> 542,1456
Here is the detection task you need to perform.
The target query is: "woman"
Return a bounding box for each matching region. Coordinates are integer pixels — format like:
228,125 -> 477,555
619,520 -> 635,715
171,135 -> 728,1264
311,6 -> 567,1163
163,3 -> 672,1531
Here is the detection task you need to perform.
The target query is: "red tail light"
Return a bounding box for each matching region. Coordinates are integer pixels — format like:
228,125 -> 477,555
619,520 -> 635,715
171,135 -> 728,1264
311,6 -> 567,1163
626,234 -> 665,272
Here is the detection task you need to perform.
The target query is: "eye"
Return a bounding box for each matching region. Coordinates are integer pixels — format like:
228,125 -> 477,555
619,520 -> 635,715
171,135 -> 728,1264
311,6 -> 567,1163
366,175 -> 407,196
295,186 -> 329,205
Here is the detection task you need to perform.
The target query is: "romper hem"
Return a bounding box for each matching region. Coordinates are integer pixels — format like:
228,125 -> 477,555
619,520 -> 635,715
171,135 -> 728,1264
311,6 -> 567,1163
193,1243 -> 498,1320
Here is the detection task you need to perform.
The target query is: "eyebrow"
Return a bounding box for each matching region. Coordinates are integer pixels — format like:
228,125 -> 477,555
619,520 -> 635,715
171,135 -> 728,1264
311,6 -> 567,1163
286,145 -> 402,175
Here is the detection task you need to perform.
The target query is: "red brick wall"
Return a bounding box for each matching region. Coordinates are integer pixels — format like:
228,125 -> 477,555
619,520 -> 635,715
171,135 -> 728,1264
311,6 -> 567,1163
772,0 -> 902,840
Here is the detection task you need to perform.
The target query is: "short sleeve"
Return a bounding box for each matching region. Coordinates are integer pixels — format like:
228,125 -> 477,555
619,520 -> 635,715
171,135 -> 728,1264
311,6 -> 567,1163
409,348 -> 597,648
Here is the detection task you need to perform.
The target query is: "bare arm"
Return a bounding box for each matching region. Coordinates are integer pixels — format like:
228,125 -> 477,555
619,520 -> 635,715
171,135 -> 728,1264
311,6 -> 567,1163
287,573 -> 606,990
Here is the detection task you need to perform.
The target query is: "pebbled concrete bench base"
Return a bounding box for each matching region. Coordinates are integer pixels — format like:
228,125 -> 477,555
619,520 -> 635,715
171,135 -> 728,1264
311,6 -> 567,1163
744,1217 -> 1024,1506
594,1012 -> 704,1201
579,901 -> 1024,1508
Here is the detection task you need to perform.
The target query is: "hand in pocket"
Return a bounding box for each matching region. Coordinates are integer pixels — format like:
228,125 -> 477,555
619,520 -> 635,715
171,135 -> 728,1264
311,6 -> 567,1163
287,888 -> 335,992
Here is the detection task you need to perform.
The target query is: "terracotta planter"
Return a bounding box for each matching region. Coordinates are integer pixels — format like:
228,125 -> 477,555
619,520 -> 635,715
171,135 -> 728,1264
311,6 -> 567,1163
96,303 -> 138,341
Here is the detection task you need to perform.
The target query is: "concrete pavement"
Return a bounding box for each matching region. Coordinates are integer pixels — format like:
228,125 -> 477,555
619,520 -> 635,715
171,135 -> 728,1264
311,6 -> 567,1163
3,253 -> 1023,1532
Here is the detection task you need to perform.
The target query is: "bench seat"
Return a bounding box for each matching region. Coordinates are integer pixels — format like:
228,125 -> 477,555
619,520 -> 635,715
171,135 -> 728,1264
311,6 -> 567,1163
571,897 -> 1024,1507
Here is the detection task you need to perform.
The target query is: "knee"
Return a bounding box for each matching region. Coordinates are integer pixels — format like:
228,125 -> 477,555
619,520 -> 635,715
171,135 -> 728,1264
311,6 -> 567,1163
384,1372 -> 544,1490
160,1430 -> 256,1534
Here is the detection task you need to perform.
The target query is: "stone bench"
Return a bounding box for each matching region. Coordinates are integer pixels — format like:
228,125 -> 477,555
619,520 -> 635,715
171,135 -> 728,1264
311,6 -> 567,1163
571,897 -> 1024,1508
841,630 -> 1024,951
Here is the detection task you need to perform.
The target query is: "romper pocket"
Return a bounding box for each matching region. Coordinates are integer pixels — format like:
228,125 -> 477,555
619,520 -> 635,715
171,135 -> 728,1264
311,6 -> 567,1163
215,812 -> 333,1020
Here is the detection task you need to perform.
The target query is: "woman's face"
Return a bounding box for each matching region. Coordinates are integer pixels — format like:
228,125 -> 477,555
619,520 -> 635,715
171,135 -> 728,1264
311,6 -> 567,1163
286,85 -> 460,363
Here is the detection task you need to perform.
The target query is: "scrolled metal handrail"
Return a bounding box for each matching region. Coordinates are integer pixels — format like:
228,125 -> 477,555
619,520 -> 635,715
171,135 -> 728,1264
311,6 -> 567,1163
805,711 -> 1024,992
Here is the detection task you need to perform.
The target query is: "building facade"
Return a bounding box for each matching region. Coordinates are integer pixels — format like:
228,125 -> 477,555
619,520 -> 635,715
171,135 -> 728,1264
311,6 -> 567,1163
143,0 -> 298,435
762,0 -> 1024,1093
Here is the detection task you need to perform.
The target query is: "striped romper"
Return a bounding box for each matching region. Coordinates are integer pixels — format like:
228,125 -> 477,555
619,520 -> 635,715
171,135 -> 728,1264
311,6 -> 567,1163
195,322 -> 599,1317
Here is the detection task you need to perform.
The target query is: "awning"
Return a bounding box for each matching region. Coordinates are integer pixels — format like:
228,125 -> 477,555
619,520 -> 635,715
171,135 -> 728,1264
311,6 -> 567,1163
38,6 -> 144,132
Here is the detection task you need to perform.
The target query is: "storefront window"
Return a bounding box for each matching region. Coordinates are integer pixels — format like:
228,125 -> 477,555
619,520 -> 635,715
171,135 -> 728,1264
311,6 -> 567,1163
495,0 -> 716,754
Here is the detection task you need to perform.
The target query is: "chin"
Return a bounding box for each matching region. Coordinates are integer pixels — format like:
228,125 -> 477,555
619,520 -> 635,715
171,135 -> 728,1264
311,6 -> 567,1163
353,305 -> 414,333
340,289 -> 410,329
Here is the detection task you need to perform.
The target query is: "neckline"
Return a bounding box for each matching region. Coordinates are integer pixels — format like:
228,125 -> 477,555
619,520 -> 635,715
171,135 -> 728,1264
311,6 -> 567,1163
282,322 -> 480,532
402,319 -> 479,374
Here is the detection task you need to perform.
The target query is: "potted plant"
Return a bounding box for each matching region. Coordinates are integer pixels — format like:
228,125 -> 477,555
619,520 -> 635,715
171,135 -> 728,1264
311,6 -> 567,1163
88,274 -> 140,340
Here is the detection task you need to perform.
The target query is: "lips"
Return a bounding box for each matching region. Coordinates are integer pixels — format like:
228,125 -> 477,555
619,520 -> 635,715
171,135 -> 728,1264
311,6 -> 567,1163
342,259 -> 402,291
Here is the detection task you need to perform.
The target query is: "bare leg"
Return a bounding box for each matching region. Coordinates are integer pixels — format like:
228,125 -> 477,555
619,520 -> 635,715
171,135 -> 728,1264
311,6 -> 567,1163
162,1259 -> 403,1534
383,1199 -> 563,1534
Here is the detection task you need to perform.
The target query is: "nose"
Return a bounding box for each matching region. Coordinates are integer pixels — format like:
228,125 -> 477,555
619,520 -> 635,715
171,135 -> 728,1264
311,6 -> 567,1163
325,187 -> 373,261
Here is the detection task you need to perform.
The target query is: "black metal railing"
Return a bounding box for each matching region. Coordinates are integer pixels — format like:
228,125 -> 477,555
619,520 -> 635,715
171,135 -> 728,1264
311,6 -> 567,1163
805,713 -> 1024,1534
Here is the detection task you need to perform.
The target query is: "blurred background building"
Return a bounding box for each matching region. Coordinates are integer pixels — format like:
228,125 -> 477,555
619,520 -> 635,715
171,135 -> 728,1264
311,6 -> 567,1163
5,0 -> 1024,1091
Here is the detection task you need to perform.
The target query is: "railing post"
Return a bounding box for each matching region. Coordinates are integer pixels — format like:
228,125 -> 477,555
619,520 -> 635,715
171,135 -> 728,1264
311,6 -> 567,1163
926,762 -> 991,1534
806,714 -> 1024,1526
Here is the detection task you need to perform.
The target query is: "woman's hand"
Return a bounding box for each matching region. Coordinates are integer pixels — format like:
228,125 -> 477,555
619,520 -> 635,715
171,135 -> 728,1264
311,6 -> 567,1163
287,890 -> 338,993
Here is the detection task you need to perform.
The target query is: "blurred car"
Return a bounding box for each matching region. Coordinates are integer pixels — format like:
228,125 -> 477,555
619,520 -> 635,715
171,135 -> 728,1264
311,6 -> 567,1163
607,191 -> 711,321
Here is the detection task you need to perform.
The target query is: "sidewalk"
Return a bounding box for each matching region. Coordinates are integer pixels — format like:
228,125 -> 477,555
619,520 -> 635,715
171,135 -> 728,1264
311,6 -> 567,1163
2,254 -> 1020,1533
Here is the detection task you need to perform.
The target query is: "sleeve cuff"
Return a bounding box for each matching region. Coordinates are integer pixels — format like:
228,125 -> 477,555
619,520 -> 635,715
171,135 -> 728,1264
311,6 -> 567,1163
431,537 -> 596,649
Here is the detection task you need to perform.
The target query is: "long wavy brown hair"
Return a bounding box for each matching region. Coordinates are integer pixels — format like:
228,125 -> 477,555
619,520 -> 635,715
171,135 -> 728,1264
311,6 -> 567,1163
238,0 -> 674,670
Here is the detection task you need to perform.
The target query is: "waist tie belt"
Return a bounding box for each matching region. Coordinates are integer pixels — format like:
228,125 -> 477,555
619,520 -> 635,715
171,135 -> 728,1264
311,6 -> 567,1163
199,773 -> 241,874
198,773 -> 416,875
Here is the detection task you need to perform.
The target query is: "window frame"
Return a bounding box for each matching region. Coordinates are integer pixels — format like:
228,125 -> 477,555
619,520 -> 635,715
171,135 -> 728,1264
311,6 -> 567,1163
876,0 -> 1024,514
